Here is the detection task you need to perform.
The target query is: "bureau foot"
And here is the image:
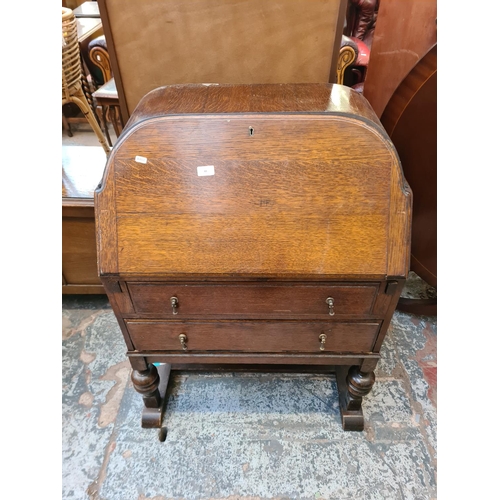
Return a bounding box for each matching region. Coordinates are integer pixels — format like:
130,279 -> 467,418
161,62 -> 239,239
131,363 -> 171,429
336,365 -> 375,431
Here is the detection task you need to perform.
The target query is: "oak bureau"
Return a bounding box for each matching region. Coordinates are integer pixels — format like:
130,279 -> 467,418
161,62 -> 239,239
95,83 -> 412,437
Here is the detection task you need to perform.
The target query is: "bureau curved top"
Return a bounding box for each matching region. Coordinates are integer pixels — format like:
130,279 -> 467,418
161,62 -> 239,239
95,84 -> 411,280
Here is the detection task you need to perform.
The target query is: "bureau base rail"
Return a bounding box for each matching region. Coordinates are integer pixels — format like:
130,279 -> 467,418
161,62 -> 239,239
127,354 -> 380,436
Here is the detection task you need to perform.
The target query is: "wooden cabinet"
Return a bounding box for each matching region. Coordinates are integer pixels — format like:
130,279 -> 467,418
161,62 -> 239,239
62,147 -> 107,294
95,83 -> 412,435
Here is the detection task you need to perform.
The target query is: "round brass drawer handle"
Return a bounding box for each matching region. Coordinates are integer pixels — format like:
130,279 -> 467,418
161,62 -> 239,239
178,333 -> 188,351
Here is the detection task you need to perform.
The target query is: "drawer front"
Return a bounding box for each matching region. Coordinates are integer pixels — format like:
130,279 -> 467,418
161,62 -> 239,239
127,283 -> 378,318
126,321 -> 380,353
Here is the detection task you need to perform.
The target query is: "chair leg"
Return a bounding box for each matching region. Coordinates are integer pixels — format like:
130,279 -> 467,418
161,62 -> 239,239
62,113 -> 73,137
68,88 -> 111,154
109,106 -> 122,139
102,106 -> 113,147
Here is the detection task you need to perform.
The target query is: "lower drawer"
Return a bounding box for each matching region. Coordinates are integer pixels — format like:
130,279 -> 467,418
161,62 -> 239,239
125,321 -> 380,353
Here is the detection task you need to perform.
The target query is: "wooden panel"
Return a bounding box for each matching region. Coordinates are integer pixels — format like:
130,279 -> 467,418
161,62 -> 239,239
125,83 -> 382,129
115,157 -> 389,216
126,320 -> 380,352
127,282 -> 379,318
62,146 -> 107,294
62,199 -> 94,218
114,117 -> 387,169
99,278 -> 136,350
382,46 -> 436,286
103,279 -> 135,314
117,212 -> 387,276
137,353 -> 379,367
97,108 -> 407,277
362,0 -> 437,117
62,284 -> 105,294
387,164 -> 412,277
94,162 -> 118,275
99,0 -> 345,119
62,217 -> 100,285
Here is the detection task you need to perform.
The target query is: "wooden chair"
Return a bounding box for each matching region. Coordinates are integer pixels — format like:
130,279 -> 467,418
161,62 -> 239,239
88,36 -> 113,84
337,36 -> 358,85
62,7 -> 110,154
88,35 -> 123,144
338,0 -> 378,90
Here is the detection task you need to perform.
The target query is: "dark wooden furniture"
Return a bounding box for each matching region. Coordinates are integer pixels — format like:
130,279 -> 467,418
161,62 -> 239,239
95,83 -> 412,436
92,78 -> 123,146
97,0 -> 347,122
382,46 -> 437,315
63,146 -> 106,294
362,0 -> 437,118
88,36 -> 112,84
358,0 -> 437,314
340,0 -> 379,91
86,34 -> 123,143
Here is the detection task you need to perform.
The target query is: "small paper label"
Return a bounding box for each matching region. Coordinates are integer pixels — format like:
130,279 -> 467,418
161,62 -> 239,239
135,155 -> 148,164
197,165 -> 215,176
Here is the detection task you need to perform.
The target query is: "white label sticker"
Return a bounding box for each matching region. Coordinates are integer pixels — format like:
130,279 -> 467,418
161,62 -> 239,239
135,155 -> 148,164
197,165 -> 215,176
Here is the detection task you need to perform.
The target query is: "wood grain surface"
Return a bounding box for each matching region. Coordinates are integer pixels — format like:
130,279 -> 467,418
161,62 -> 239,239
127,282 -> 378,319
125,83 -> 382,129
94,83 -> 412,431
96,84 -> 410,278
62,147 -> 107,293
382,46 -> 437,286
362,0 -> 437,117
135,353 -> 379,367
62,216 -> 102,291
125,320 -> 380,353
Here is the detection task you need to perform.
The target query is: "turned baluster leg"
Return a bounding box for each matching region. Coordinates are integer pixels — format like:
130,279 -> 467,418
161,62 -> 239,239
336,364 -> 376,431
130,360 -> 171,430
131,363 -> 162,408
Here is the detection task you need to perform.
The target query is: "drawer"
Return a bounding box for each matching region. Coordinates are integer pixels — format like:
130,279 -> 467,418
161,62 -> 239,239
126,320 -> 380,353
127,283 -> 378,318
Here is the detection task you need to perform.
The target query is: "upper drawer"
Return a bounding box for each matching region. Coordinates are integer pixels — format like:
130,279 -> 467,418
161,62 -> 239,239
127,283 -> 378,318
